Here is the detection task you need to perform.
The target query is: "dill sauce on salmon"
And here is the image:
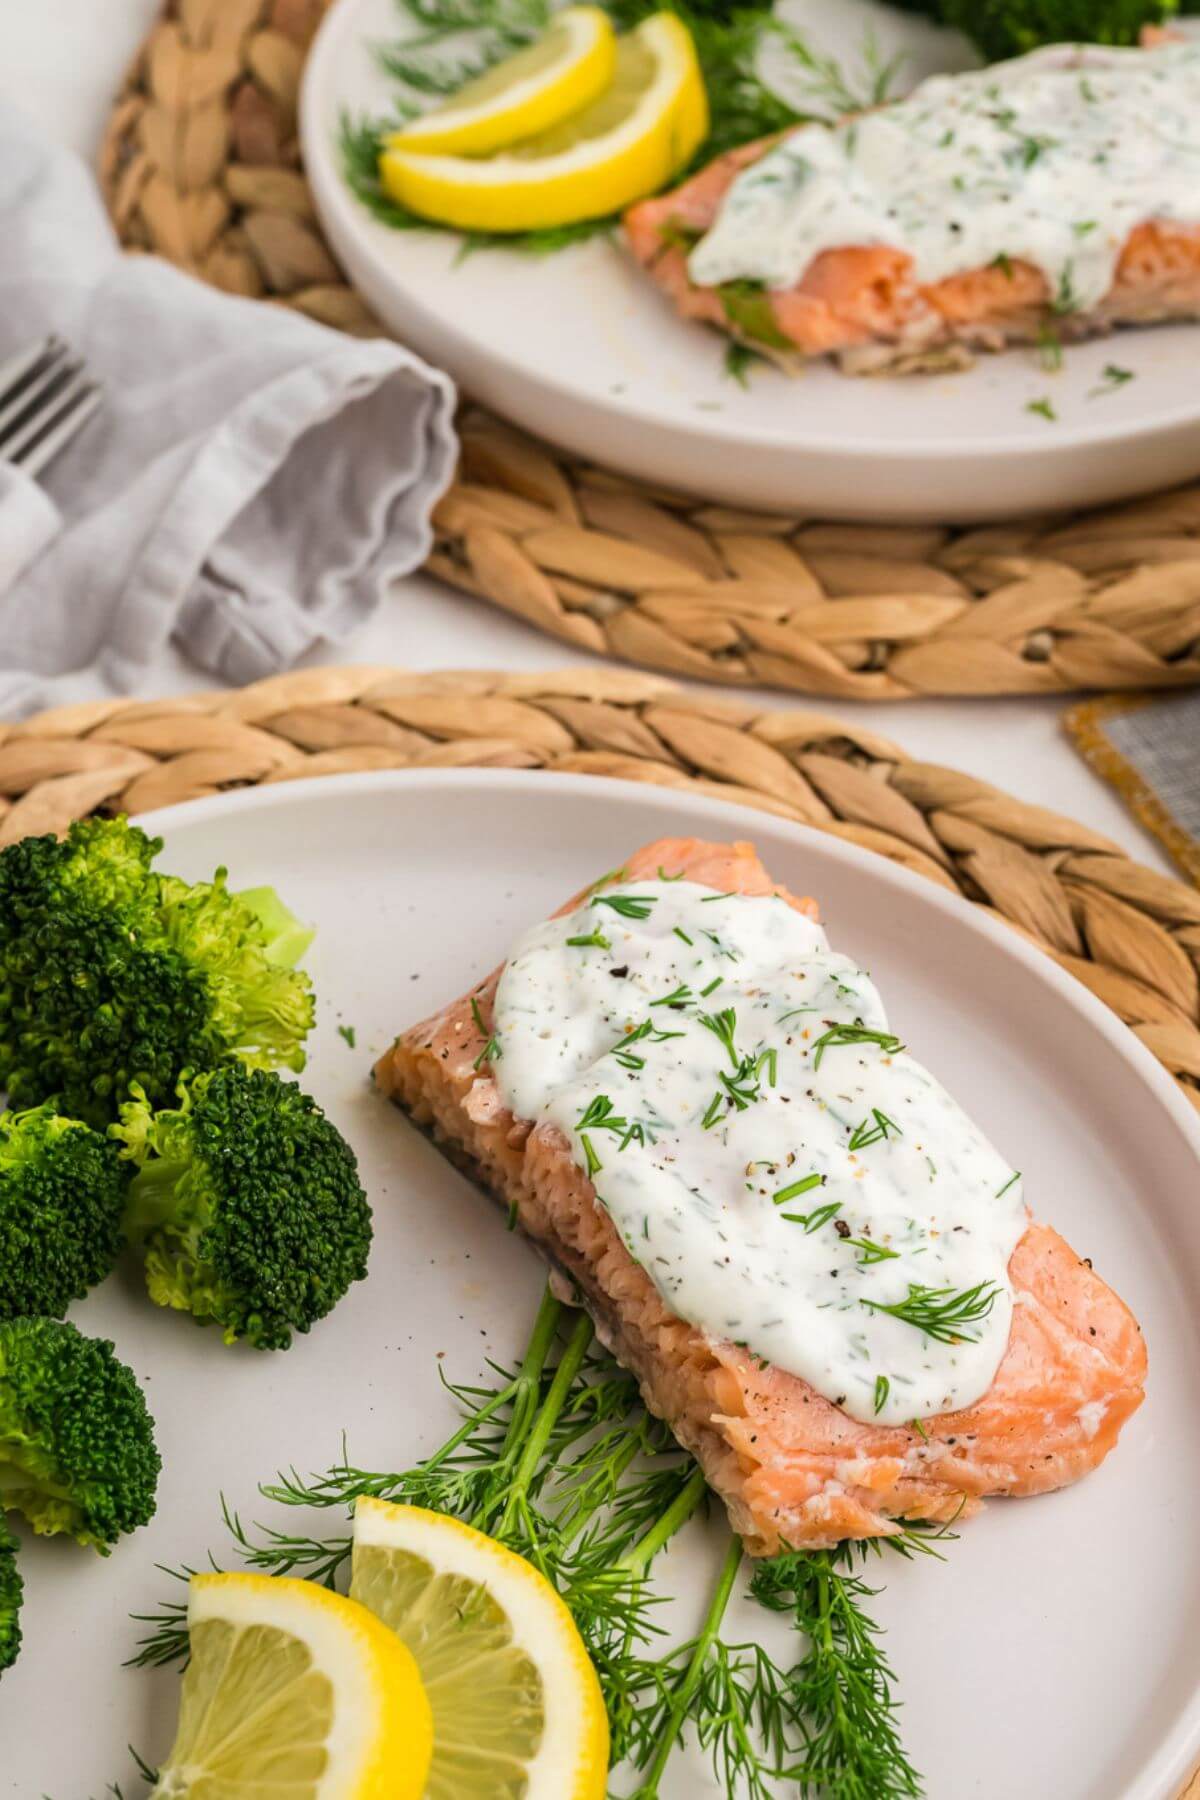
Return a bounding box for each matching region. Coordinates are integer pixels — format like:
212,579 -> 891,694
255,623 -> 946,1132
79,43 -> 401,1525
492,879 -> 1026,1428
687,42 -> 1200,309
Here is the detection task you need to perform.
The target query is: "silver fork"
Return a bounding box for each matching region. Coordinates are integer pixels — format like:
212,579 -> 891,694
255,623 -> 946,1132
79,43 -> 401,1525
0,335 -> 103,477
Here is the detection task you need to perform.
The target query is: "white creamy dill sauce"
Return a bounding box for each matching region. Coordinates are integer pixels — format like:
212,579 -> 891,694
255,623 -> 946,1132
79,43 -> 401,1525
687,42 -> 1200,311
492,878 -> 1027,1427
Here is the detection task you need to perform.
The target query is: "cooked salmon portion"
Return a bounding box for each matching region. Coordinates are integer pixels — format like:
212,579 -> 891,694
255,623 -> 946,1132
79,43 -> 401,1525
376,836 -> 1147,1553
625,158 -> 1200,375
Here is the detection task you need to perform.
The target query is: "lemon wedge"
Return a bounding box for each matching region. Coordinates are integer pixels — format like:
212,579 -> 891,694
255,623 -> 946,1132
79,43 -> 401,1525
350,1497 -> 609,1799
151,1572 -> 432,1800
389,7 -> 617,157
378,12 -> 709,233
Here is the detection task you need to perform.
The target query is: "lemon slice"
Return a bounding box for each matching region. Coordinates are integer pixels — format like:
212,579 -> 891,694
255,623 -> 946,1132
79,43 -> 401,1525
389,7 -> 617,158
350,1497 -> 608,1799
378,12 -> 709,233
151,1572 -> 432,1800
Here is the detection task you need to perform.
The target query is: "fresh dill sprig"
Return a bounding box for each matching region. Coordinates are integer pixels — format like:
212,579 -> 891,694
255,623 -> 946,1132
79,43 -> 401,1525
128,1282 -> 935,1795
861,1280 -> 1001,1344
749,1543 -> 926,1798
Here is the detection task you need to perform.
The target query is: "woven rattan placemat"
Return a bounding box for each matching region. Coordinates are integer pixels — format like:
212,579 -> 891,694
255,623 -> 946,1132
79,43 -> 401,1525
5,665 -> 1200,1126
98,0 -> 1200,701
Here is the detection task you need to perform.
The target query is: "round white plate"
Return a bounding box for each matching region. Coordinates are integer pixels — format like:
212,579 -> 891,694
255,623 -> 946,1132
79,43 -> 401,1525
301,0 -> 1200,520
6,769 -> 1200,1798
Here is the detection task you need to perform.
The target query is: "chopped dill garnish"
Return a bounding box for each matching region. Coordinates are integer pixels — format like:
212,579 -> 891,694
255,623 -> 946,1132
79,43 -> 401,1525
1026,396 -> 1058,422
1052,260 -> 1079,315
592,892 -> 657,920
812,1022 -> 904,1070
576,1095 -> 630,1138
862,1281 -> 1001,1345
651,983 -> 693,1009
701,1092 -> 726,1130
699,976 -> 724,997
469,995 -> 502,1069
723,340 -> 758,387
673,926 -> 694,945
874,1375 -> 890,1415
848,1237 -> 901,1265
1090,362 -> 1135,398
995,1170 -> 1021,1198
698,1007 -> 740,1068
1036,321 -> 1063,372
773,1172 -> 824,1206
567,928 -> 612,950
847,1108 -> 901,1151
782,1199 -> 842,1232
336,1023 -> 357,1049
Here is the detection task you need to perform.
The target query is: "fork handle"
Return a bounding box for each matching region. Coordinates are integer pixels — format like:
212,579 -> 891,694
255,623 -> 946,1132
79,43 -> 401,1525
0,460 -> 63,598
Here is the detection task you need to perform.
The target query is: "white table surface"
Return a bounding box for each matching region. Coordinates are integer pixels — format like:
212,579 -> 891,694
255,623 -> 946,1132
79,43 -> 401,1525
0,0 -> 1174,877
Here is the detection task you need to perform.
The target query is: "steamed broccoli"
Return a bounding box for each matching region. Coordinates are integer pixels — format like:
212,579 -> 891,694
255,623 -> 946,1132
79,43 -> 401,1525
938,0 -> 1176,56
0,1514 -> 21,1675
114,1066 -> 373,1351
0,1105 -> 128,1320
0,1317 -> 160,1552
0,817 -> 315,1127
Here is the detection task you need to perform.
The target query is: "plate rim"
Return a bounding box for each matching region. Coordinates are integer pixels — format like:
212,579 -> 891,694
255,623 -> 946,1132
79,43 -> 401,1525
137,764 -> 1200,1799
299,0 -> 1200,466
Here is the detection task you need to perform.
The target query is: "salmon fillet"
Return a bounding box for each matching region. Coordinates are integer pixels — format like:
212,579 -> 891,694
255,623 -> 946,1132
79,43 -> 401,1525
625,158 -> 1200,375
376,836 -> 1147,1553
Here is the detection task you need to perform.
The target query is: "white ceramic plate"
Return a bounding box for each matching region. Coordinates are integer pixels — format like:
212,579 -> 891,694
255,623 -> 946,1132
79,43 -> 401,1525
300,0 -> 1200,520
6,769 -> 1200,1798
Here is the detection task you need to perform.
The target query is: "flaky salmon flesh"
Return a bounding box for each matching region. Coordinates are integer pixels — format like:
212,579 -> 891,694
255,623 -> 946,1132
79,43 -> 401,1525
376,837 -> 1146,1554
624,149 -> 1200,375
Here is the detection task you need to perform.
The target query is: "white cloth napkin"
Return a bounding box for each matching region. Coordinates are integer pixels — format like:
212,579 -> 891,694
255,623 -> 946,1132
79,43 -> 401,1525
0,104 -> 459,717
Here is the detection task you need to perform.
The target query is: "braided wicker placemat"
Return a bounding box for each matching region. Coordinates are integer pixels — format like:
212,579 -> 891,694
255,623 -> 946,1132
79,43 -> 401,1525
4,665 -> 1200,1123
97,0 -> 1200,701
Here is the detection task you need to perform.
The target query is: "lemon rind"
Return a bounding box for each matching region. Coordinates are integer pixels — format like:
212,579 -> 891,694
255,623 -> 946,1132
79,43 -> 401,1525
388,6 -> 617,157
352,1498 -> 608,1799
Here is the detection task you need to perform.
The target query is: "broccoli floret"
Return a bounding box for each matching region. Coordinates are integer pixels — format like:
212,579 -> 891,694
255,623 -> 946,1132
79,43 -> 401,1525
0,817 -> 314,1127
937,0 -> 1175,57
0,1317 -> 160,1552
114,1066 -> 373,1351
0,1514 -> 21,1675
0,1105 -> 128,1320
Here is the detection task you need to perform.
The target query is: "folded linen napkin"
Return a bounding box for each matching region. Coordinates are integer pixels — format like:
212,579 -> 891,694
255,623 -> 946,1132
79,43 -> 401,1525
0,104 -> 458,718
1065,690 -> 1200,887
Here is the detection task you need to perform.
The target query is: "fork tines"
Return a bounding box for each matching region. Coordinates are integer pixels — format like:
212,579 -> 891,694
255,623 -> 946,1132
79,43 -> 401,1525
0,334 -> 103,477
